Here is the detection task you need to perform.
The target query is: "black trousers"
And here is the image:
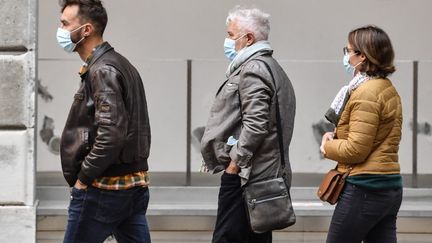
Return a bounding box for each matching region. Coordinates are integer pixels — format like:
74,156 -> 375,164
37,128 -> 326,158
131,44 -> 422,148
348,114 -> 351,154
327,183 -> 403,243
212,172 -> 272,243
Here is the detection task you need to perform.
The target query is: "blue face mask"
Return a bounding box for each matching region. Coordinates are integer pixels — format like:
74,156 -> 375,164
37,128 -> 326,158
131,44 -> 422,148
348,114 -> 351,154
223,34 -> 246,61
343,53 -> 354,76
224,38 -> 237,61
56,25 -> 87,53
343,53 -> 363,76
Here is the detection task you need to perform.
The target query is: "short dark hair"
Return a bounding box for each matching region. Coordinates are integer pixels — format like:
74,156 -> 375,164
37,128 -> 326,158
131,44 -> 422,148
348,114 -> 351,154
61,0 -> 108,36
348,25 -> 396,78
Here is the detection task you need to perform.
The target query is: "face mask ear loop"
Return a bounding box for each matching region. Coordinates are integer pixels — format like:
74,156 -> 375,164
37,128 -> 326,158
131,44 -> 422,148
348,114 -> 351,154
71,25 -> 88,51
234,33 -> 247,41
353,60 -> 363,69
75,36 -> 86,46
70,24 -> 87,34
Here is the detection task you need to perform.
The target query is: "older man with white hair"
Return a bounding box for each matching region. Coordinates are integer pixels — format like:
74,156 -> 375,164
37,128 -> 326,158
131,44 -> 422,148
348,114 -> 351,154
201,6 -> 297,243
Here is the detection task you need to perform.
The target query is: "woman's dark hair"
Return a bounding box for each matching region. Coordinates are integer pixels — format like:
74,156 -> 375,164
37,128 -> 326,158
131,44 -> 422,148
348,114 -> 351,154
61,0 -> 108,36
348,25 -> 395,78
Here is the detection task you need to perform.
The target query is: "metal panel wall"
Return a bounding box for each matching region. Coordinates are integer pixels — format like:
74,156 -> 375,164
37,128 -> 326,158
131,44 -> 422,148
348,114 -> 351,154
37,0 -> 432,175
418,62 -> 432,174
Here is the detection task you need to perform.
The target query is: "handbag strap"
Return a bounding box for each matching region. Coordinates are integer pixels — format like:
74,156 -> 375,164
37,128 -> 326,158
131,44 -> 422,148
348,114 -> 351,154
343,166 -> 353,178
335,165 -> 353,181
254,57 -> 286,175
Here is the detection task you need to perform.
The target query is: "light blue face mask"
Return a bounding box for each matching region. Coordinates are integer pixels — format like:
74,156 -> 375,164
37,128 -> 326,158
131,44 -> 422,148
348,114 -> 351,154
343,53 -> 363,76
223,34 -> 246,61
224,38 -> 237,61
56,25 -> 87,53
343,53 -> 354,75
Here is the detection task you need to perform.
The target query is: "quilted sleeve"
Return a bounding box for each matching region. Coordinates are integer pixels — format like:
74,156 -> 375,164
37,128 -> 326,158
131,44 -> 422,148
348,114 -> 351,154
324,88 -> 380,164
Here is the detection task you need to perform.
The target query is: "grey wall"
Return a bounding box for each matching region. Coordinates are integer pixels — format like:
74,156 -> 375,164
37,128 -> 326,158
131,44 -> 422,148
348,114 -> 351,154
0,0 -> 37,241
39,0 -> 432,61
37,0 -> 432,175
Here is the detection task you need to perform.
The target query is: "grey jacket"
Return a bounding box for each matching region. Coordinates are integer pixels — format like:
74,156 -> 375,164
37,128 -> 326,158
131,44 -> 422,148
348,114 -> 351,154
201,50 -> 296,186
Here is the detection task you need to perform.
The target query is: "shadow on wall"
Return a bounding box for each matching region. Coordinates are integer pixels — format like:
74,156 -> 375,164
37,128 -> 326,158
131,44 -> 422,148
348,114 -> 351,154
312,119 -> 334,159
192,126 -> 205,152
38,79 -> 60,155
410,121 -> 431,136
40,115 -> 61,155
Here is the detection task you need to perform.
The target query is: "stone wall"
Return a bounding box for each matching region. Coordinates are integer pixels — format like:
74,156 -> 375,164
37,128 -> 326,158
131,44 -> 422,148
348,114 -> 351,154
0,0 -> 37,242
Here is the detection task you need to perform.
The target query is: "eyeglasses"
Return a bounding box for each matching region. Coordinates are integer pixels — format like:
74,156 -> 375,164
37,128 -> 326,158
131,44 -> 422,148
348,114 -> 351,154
343,47 -> 360,55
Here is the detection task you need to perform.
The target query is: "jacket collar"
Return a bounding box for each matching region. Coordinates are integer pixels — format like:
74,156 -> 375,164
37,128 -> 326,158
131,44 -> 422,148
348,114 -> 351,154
226,44 -> 273,77
227,50 -> 273,79
80,42 -> 113,78
216,50 -> 272,95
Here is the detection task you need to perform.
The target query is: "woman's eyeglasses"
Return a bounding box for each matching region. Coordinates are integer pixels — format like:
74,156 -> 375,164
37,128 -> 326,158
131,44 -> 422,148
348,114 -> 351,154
343,47 -> 360,55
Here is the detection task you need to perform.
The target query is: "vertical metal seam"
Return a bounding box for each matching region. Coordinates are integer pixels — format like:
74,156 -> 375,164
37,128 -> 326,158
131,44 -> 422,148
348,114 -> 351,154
186,59 -> 192,186
412,60 -> 418,188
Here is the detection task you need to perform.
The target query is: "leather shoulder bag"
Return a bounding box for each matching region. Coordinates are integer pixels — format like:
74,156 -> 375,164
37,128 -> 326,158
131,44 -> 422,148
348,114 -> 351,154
317,166 -> 352,205
243,58 -> 296,233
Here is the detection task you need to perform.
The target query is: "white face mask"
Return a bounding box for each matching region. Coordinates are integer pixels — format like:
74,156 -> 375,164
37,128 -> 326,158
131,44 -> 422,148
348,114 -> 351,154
56,24 -> 87,53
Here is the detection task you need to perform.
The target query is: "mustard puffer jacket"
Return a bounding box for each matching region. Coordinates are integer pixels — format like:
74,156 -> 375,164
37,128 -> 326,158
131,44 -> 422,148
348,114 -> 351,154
324,78 -> 402,175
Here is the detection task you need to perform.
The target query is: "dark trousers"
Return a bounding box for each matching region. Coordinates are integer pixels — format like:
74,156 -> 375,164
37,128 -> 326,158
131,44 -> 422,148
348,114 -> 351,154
63,186 -> 151,243
212,172 -> 272,243
326,183 -> 403,243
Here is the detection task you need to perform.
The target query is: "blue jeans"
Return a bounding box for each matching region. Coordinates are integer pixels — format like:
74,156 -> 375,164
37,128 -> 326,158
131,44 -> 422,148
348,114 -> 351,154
326,183 -> 402,243
63,186 -> 151,243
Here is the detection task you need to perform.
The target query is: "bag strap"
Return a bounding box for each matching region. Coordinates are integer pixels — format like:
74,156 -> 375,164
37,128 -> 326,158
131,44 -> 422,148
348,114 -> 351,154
254,58 -> 286,175
343,166 -> 353,177
335,165 -> 353,180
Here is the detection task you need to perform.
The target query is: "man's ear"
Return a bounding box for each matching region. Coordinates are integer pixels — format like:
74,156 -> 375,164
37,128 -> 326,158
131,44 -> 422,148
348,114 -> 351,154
246,32 -> 255,46
83,23 -> 94,37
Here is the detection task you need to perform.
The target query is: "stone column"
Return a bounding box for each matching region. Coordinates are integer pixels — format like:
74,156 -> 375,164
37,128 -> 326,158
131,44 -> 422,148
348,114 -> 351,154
0,0 -> 37,242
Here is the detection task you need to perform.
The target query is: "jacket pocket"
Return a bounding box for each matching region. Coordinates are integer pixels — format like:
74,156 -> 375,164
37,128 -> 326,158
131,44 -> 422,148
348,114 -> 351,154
73,92 -> 84,107
220,82 -> 239,98
80,127 -> 91,151
211,82 -> 239,113
74,92 -> 84,101
95,92 -> 117,125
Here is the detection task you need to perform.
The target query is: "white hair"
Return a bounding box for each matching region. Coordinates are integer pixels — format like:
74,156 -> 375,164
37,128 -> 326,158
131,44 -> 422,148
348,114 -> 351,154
226,6 -> 270,41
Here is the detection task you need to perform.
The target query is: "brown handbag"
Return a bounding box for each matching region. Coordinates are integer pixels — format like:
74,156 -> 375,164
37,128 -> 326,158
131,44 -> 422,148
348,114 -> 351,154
317,167 -> 352,205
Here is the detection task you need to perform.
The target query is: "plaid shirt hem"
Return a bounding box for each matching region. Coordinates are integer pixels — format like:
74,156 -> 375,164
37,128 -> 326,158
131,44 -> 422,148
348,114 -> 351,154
92,171 -> 150,190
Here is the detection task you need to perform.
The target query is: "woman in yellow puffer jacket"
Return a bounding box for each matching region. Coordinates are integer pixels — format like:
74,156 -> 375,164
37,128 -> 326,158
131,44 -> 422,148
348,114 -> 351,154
321,25 -> 403,243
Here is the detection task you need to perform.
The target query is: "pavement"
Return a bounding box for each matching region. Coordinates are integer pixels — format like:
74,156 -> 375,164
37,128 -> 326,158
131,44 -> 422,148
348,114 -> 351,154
36,172 -> 432,242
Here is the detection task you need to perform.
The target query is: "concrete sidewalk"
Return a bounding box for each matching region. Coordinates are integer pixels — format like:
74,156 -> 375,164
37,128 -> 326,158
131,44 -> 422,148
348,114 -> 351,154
37,185 -> 432,231
37,231 -> 432,243
37,172 -> 432,242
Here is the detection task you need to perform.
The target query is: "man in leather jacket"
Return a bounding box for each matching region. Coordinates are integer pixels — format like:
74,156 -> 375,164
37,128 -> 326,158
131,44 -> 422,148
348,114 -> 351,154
200,6 -> 296,243
57,1 -> 151,242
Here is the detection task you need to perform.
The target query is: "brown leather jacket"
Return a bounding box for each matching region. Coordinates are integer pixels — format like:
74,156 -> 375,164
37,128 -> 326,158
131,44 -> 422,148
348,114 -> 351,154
60,42 -> 151,187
